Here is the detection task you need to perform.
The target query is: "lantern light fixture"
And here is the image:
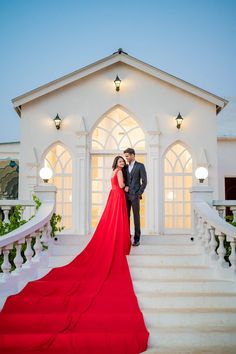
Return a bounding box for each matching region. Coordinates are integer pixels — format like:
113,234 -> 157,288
53,113 -> 62,130
114,75 -> 121,92
39,167 -> 53,183
195,167 -> 208,183
176,112 -> 183,129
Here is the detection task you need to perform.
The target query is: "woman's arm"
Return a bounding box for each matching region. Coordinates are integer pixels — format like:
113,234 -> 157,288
117,170 -> 125,188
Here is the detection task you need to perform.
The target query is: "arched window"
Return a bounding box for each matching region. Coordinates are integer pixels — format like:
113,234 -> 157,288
92,107 -> 145,152
163,143 -> 192,230
91,107 -> 146,230
44,144 -> 72,230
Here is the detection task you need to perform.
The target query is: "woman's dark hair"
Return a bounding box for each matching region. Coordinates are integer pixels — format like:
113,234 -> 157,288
112,156 -> 126,170
123,148 -> 135,155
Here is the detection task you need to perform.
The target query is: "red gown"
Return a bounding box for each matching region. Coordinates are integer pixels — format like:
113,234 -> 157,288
0,169 -> 149,353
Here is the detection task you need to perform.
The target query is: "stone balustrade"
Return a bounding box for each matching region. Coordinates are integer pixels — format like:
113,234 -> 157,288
0,185 -> 56,292
212,200 -> 236,222
193,200 -> 236,279
0,200 -> 35,223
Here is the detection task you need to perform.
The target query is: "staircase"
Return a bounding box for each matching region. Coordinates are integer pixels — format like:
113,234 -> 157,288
1,233 -> 236,354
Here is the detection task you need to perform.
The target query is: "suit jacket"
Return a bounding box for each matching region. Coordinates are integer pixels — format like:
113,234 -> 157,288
123,161 -> 147,197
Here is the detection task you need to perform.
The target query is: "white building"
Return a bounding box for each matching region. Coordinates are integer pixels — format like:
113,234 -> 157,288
1,49 -> 235,235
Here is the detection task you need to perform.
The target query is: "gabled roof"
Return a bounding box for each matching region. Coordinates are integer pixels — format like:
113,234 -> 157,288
12,48 -> 228,117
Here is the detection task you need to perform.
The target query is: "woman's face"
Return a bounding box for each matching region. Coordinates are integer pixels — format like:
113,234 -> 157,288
117,158 -> 125,168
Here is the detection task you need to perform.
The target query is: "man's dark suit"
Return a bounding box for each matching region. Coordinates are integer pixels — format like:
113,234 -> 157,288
123,161 -> 147,243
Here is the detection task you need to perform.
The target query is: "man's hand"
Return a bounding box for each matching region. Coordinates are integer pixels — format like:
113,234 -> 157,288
124,186 -> 129,192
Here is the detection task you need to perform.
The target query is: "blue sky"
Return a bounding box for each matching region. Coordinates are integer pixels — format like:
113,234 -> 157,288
0,0 -> 235,143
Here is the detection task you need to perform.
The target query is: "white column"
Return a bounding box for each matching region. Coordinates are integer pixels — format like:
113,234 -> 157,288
75,129 -> 89,235
146,130 -> 161,234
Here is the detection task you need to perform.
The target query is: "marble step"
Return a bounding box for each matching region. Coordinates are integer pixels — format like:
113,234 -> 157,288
48,255 -> 77,267
51,243 -> 200,256
143,345 -> 236,354
53,234 -> 92,245
128,254 -> 204,266
137,291 -> 236,309
147,325 -> 236,347
55,234 -> 194,245
130,265 -> 215,279
143,308 -> 236,327
133,278 -> 235,293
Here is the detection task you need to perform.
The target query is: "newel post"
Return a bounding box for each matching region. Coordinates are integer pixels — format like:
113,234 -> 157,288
190,185 -> 214,240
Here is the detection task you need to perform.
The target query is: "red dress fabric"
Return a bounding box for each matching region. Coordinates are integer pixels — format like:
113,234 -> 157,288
0,169 -> 149,353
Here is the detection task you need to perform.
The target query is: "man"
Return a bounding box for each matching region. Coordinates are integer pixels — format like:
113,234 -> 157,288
123,148 -> 147,246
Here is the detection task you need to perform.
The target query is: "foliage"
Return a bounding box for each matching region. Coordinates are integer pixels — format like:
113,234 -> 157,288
50,213 -> 65,237
0,205 -> 27,236
32,194 -> 42,210
215,214 -> 236,266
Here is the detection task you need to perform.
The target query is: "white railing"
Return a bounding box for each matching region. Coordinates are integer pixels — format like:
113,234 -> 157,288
0,185 -> 56,290
193,200 -> 236,279
213,200 -> 236,222
0,200 -> 35,223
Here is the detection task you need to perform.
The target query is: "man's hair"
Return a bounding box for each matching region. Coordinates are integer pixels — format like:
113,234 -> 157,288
123,148 -> 135,155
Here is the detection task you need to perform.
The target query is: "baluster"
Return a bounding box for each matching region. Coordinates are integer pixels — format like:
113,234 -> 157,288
201,221 -> 208,248
41,225 -> 49,245
217,232 -> 229,268
204,224 -> 211,253
216,206 -> 226,219
32,232 -> 43,262
229,238 -> 236,274
198,217 -> 204,245
12,239 -> 25,274
230,207 -> 236,223
22,236 -> 34,268
209,228 -> 219,261
2,206 -> 11,223
1,245 -> 12,279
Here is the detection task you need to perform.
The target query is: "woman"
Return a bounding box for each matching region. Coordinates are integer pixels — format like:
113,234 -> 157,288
0,156 -> 149,354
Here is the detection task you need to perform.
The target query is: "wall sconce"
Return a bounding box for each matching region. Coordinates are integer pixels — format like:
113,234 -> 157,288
176,112 -> 183,129
39,167 -> 53,183
53,113 -> 62,130
114,75 -> 121,91
195,167 -> 208,183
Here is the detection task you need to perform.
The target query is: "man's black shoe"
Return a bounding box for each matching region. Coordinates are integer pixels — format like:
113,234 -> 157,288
132,241 -> 140,246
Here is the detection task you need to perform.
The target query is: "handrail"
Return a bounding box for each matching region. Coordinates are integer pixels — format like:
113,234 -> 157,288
194,201 -> 236,241
0,201 -> 54,248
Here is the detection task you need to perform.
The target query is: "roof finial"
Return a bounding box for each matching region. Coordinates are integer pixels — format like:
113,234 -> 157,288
113,48 -> 128,55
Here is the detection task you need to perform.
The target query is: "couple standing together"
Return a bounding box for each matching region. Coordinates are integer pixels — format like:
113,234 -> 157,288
110,147 -> 147,248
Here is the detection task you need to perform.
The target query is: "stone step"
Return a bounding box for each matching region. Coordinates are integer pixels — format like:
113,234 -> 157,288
143,308 -> 236,327
53,234 -> 92,245
55,234 -> 194,245
51,243 -> 200,256
133,279 -> 235,293
137,291 -> 236,309
130,265 -> 215,279
141,235 -> 195,245
48,255 -> 76,267
143,345 -> 236,354
51,244 -> 87,256
147,325 -> 236,347
128,254 -> 204,266
130,244 -> 200,255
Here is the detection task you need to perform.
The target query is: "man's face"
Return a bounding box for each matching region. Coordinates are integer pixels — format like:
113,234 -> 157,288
124,153 -> 135,164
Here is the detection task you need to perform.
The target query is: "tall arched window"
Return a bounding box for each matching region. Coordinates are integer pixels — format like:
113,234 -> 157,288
44,144 -> 72,230
163,143 -> 192,230
91,107 -> 146,230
